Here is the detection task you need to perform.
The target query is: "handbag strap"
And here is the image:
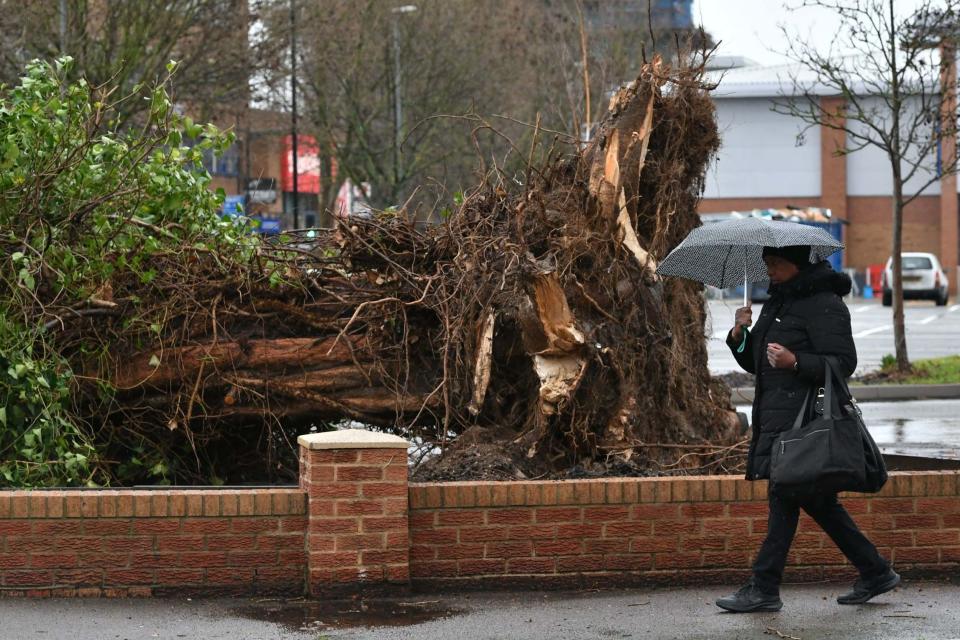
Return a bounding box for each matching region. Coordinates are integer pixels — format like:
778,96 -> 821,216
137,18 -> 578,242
792,388 -> 813,429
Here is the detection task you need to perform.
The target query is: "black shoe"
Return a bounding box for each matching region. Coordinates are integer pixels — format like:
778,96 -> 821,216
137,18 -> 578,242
716,582 -> 783,613
837,569 -> 901,604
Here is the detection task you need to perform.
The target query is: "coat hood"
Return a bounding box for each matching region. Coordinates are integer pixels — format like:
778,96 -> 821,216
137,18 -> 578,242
769,261 -> 851,299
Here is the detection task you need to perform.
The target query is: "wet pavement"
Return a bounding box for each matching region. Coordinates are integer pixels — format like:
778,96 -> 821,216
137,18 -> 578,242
734,399 -> 960,460
2,580 -> 959,639
707,298 -> 960,375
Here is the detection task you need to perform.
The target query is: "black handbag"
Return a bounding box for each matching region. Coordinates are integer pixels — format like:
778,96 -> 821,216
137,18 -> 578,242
770,358 -> 887,494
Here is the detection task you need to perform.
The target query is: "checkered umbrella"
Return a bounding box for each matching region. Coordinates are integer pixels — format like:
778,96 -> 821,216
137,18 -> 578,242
656,217 -> 843,304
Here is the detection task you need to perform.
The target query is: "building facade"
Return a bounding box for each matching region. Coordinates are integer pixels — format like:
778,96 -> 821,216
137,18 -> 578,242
699,60 -> 959,293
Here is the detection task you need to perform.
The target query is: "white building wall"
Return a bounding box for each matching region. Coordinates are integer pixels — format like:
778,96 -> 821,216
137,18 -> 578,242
846,97 -> 942,197
703,98 -> 821,199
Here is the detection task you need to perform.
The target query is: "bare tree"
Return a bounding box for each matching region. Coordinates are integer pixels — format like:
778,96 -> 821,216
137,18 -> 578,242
775,0 -> 960,373
0,0 -> 258,127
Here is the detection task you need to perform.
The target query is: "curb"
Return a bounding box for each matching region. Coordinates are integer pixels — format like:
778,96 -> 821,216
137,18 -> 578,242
729,383 -> 960,404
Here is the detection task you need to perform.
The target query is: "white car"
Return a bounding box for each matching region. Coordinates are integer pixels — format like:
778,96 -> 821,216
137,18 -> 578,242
881,252 -> 950,306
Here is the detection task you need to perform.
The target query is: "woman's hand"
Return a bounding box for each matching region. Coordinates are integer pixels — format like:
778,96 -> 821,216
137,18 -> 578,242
766,342 -> 797,369
731,306 -> 753,341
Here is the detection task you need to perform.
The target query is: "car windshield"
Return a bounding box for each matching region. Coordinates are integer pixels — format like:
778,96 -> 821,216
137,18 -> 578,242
902,257 -> 933,270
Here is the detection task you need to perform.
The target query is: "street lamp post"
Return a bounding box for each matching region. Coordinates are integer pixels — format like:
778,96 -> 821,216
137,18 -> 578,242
391,5 -> 417,193
290,0 -> 300,229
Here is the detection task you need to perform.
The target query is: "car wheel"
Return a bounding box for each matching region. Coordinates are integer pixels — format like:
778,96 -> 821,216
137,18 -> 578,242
882,291 -> 892,307
936,289 -> 949,306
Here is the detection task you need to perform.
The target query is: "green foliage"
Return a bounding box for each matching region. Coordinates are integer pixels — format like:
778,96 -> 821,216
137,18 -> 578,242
0,57 -> 259,486
902,355 -> 960,385
880,353 -> 897,371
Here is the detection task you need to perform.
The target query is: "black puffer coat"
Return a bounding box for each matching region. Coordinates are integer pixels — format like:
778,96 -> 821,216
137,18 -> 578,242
726,261 -> 856,480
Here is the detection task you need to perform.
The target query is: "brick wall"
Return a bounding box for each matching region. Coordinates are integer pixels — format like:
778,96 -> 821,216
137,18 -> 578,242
0,489 -> 306,597
408,472 -> 960,589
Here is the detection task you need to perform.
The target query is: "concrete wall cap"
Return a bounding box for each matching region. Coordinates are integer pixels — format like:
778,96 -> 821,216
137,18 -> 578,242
297,429 -> 409,450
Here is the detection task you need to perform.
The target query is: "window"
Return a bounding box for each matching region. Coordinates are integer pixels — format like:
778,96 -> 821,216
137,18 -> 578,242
902,257 -> 933,270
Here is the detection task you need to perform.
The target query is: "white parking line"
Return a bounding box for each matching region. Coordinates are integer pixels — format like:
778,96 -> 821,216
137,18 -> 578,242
919,314 -> 941,325
851,305 -> 871,313
950,304 -> 960,312
853,325 -> 892,338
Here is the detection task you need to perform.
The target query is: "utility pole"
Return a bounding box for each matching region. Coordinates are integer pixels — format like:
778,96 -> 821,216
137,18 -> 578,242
59,0 -> 67,53
290,0 -> 300,229
391,5 -> 417,197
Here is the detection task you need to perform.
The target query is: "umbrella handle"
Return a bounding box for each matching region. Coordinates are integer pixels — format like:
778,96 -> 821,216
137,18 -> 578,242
743,253 -> 750,308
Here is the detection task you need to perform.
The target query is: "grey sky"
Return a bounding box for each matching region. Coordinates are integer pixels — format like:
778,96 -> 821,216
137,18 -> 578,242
692,0 -> 930,67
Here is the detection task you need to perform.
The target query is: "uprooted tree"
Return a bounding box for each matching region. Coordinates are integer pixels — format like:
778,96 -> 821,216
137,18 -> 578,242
1,55 -> 742,487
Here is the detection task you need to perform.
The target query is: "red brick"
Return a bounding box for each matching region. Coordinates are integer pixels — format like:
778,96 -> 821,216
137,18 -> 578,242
945,514 -> 960,528
309,484 -> 360,499
586,538 -> 631,554
410,561 -> 458,578
156,536 -> 205,552
409,511 -> 437,528
458,559 -> 505,575
633,504 -> 681,519
335,500 -> 383,517
455,527 -> 508,542
31,521 -> 83,535
506,558 -> 557,574
206,567 -> 256,585
792,534 -> 823,549
917,497 -> 960,513
360,550 -> 408,565
682,536 -> 727,551
726,535 -> 767,550
534,540 -> 583,556
129,552 -> 175,568
413,528 -> 459,544
155,568 -> 204,584
914,530 -> 960,546
604,521 -> 652,537
871,498 -> 913,514
0,522 -> 33,536
702,518 -> 751,536
436,510 -> 484,526
796,549 -> 846,565
132,519 -> 181,535
280,516 -> 307,532
556,555 -> 605,573
653,552 -> 703,569
381,498 -> 407,515
5,537 -> 48,552
386,564 -> 409,583
104,569 -> 154,585
279,550 -> 308,565
653,520 -> 700,535
681,503 -> 727,518
361,483 -> 407,498
631,537 -> 679,553
871,531 -> 915,547
82,521 -> 131,536
361,516 -> 407,532
336,466 -> 383,482
894,515 -> 939,529
484,541 -> 534,558
841,499 -> 869,514
230,518 -> 279,534
435,543 -> 485,560
3,570 -> 53,586
728,503 -> 768,518
356,449 -> 404,464
603,554 -> 652,571
228,551 -> 280,567
583,506 -> 630,521
534,507 -> 582,524
487,509 -> 532,525
941,546 -> 960,562
312,518 -> 359,535
385,531 -> 408,547
29,553 -> 77,569
409,545 -> 436,562
259,534 -> 304,550
104,537 -> 153,552
894,547 -> 941,564
555,524 -> 602,538
177,552 -> 229,567
53,569 -> 103,586
334,534 -> 384,551
0,553 -> 29,569
703,552 -> 750,567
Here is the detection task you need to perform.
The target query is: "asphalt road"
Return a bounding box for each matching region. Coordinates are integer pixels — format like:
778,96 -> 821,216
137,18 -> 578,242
707,298 -> 960,375
2,581 -> 958,640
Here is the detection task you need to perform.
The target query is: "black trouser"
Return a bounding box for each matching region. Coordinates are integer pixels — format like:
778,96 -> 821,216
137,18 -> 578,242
752,488 -> 889,594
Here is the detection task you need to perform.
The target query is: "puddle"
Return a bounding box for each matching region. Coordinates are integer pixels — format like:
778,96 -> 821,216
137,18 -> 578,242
235,598 -> 463,633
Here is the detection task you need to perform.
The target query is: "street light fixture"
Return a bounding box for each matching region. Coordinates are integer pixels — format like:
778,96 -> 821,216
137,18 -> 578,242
391,4 -> 418,192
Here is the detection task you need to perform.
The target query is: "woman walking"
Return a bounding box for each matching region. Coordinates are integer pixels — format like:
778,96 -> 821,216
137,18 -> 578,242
715,245 -> 899,613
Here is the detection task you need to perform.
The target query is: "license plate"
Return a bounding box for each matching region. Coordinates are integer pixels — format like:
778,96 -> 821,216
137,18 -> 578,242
903,275 -> 922,282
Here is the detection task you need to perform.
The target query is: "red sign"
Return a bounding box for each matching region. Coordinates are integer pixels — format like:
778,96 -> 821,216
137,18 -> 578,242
281,134 -> 321,194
